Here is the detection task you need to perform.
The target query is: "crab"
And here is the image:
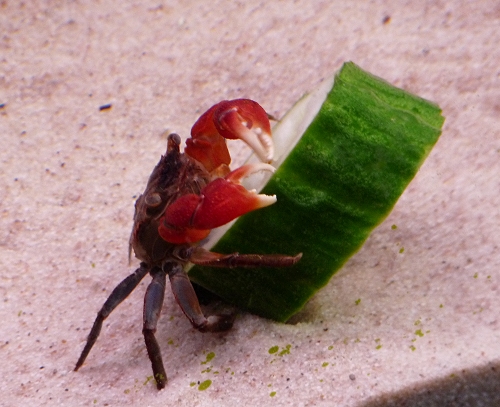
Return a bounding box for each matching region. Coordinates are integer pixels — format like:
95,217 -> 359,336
74,99 -> 302,389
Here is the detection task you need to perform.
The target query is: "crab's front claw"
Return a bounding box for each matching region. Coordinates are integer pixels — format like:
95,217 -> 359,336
185,99 -> 274,173
191,163 -> 277,229
158,163 -> 276,244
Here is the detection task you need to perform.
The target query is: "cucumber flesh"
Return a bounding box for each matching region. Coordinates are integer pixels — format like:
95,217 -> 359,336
189,62 -> 444,322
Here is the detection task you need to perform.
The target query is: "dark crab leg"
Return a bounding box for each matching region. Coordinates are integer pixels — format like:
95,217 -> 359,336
188,246 -> 303,268
143,267 -> 168,390
75,263 -> 149,371
167,262 -> 234,333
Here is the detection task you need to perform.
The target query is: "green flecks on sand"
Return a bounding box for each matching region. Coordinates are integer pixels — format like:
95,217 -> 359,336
279,344 -> 291,356
201,351 -> 215,365
198,379 -> 212,391
268,344 -> 291,356
415,329 -> 424,337
268,345 -> 279,354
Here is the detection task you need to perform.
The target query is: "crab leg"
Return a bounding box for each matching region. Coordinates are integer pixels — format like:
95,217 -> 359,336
188,247 -> 303,268
167,262 -> 234,332
143,267 -> 168,390
185,99 -> 273,172
75,264 -> 149,372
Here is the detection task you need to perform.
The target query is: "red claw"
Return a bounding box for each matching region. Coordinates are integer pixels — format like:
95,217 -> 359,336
185,99 -> 273,173
158,163 -> 276,244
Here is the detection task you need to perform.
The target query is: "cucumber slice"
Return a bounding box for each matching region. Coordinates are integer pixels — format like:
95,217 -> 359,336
188,62 -> 445,322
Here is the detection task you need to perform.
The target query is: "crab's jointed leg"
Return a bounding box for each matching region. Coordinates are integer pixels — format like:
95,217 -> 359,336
75,264 -> 149,372
185,99 -> 274,173
188,246 -> 303,268
143,267 -> 168,390
167,262 -> 234,332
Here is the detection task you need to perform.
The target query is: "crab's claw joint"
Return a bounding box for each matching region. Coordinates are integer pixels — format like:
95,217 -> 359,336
185,99 -> 273,173
185,103 -> 232,173
158,163 -> 276,244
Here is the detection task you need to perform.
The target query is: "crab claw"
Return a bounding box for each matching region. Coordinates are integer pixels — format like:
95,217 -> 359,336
158,163 -> 276,244
185,99 -> 273,173
192,163 -> 276,229
215,99 -> 274,163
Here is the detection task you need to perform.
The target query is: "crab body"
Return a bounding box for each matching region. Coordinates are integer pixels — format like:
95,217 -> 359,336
75,99 -> 301,389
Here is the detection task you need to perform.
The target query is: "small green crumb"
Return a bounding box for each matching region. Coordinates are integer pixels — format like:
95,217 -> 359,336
322,362 -> 329,367
439,304 -> 444,308
328,345 -> 334,350
268,346 -> 279,354
201,351 -> 215,364
391,224 -> 397,230
167,338 -> 174,345
91,262 -> 96,268
473,272 -> 478,278
279,344 -> 291,356
355,298 -> 361,305
414,319 -> 421,326
190,382 -> 196,387
410,345 -> 416,351
124,388 -> 130,394
198,379 -> 212,391
415,329 -> 424,337
270,391 -> 276,397
399,247 -> 404,253
375,345 -> 382,350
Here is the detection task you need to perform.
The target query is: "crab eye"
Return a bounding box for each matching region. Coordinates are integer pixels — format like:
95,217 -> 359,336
145,193 -> 162,207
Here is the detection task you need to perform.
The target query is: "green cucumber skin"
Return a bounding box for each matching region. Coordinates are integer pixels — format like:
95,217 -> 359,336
189,62 -> 444,322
